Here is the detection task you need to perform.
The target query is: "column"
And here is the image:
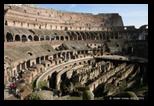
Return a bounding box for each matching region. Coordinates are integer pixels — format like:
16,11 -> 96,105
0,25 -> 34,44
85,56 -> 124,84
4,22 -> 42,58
68,52 -> 71,60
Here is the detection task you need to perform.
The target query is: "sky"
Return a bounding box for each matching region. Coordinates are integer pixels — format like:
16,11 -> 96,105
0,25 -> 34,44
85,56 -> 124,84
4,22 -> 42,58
34,4 -> 148,29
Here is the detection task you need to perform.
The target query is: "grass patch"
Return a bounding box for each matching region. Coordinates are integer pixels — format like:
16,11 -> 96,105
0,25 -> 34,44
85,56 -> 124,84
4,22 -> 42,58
38,81 -> 48,88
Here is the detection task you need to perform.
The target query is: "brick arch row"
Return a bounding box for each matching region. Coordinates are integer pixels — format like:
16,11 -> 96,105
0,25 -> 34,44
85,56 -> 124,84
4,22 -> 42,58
4,33 -> 70,42
4,31 -> 129,42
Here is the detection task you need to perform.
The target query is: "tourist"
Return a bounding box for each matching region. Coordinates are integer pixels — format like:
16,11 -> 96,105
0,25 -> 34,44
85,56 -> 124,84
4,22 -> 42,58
15,88 -> 19,99
12,77 -> 15,83
10,83 -> 13,90
13,83 -> 17,91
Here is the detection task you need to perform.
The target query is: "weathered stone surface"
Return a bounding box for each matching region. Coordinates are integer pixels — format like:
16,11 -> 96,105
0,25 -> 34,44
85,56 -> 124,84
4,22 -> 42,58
24,90 -> 53,100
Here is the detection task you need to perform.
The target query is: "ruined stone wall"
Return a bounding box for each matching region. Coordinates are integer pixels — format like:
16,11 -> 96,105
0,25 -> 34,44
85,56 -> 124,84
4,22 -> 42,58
88,63 -> 126,91
4,4 -> 126,31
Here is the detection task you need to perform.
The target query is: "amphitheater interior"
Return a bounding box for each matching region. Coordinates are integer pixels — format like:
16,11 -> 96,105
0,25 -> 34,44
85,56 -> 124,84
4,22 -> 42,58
4,4 -> 148,100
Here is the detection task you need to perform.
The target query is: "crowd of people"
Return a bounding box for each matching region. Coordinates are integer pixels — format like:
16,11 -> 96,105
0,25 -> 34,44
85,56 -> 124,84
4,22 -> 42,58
10,82 -> 19,99
9,69 -> 26,99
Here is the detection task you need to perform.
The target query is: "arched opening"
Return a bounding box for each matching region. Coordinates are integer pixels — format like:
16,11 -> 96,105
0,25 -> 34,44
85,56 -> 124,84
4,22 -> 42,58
49,72 -> 57,89
56,36 -> 59,40
28,35 -> 32,41
36,57 -> 40,64
65,27 -> 68,31
45,24 -> 47,28
78,35 -> 82,40
103,34 -> 105,39
86,33 -> 90,40
65,36 -> 68,40
61,36 -> 64,40
27,51 -> 33,56
22,62 -> 26,69
15,35 -> 20,41
115,32 -> 118,39
40,36 -> 44,41
107,35 -> 109,40
69,35 -> 73,40
34,36 -> 39,41
88,60 -> 91,65
5,21 -> 8,26
6,33 -> 13,42
22,35 -> 27,42
111,34 -> 114,39
115,35 -> 118,39
39,25 -> 41,29
26,60 -> 30,68
45,55 -> 48,60
46,36 -> 50,40
96,36 -> 99,40
51,36 -> 54,41
72,32 -> 77,40
91,33 -> 95,40
99,33 -> 102,40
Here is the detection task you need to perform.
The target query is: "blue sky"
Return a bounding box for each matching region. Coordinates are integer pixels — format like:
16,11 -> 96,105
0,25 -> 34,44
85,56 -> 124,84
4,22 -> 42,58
35,4 -> 148,28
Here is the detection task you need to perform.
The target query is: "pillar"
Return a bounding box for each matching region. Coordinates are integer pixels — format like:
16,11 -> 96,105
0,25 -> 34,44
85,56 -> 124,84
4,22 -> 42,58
68,52 -> 71,60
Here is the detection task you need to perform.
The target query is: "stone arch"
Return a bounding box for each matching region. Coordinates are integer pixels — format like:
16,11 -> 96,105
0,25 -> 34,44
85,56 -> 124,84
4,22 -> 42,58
96,35 -> 100,40
26,51 -> 33,56
48,75 -> 50,81
26,60 -> 30,68
69,35 -> 73,40
15,35 -> 20,41
91,32 -> 95,40
61,36 -> 64,40
88,60 -> 91,65
80,32 -> 86,40
6,33 -> 13,42
65,36 -> 69,40
86,32 -> 91,40
22,35 -> 27,42
40,36 -> 44,41
73,33 -> 77,40
46,36 -> 50,40
34,36 -> 39,41
99,33 -> 102,40
56,36 -> 59,40
78,35 -> 82,40
28,35 -> 32,41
